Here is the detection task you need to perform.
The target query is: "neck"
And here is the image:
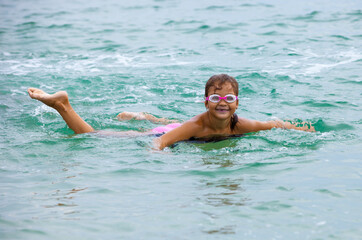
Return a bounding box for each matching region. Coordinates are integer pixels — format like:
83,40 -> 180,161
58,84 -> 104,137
206,111 -> 231,131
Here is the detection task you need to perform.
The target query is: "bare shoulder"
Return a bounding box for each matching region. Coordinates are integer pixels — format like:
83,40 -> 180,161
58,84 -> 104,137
234,117 -> 253,134
188,112 -> 207,124
177,113 -> 205,133
237,117 -> 260,126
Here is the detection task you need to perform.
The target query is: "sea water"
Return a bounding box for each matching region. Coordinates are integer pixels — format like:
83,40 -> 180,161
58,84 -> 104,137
0,0 -> 361,239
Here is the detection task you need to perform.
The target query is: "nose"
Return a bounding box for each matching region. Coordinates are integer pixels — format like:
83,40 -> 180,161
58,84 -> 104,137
218,99 -> 228,105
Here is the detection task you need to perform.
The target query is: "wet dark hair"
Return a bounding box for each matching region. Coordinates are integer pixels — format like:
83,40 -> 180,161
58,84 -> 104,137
205,74 -> 239,131
204,74 -> 239,97
230,113 -> 238,130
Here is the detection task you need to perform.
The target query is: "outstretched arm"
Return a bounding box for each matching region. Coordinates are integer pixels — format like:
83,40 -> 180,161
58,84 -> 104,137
28,88 -> 94,134
237,118 -> 315,134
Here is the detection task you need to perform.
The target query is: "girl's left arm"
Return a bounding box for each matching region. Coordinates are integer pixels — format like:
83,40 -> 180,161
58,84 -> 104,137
236,118 -> 315,134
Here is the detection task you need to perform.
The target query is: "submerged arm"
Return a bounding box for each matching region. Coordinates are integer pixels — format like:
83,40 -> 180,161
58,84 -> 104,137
277,120 -> 315,132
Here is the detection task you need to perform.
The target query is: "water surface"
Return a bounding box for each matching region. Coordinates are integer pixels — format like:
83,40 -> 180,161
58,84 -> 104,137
1,0 -> 361,239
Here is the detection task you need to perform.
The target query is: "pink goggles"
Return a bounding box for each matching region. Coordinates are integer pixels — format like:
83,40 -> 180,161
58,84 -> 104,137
206,94 -> 238,103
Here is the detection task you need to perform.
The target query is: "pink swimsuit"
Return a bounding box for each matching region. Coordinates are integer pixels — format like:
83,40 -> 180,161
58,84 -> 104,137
151,123 -> 182,134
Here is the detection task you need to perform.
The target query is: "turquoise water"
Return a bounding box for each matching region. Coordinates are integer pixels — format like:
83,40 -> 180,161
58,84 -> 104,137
1,0 -> 362,239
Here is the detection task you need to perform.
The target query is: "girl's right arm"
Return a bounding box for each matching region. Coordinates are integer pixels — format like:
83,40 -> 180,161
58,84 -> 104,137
153,121 -> 200,150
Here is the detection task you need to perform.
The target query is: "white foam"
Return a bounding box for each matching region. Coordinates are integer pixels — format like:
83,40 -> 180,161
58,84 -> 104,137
79,96 -> 108,103
1,51 -> 201,75
10,89 -> 27,96
305,50 -> 362,74
263,49 -> 362,76
316,221 -> 326,226
33,105 -> 57,116
90,68 -> 101,72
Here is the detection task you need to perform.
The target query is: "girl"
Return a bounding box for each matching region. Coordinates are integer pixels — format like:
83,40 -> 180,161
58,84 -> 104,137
28,74 -> 314,150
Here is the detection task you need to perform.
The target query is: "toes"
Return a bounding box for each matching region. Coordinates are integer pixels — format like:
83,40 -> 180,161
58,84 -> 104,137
27,89 -> 36,98
117,112 -> 136,120
117,112 -> 129,120
27,88 -> 34,96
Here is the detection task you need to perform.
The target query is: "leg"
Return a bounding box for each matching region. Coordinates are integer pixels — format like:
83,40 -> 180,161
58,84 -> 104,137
28,88 -> 94,134
94,130 -> 153,137
117,111 -> 179,124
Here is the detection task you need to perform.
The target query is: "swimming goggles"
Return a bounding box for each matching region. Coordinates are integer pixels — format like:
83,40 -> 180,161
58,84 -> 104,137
205,94 -> 238,103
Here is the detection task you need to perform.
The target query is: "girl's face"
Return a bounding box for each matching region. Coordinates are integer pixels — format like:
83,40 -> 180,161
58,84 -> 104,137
205,82 -> 239,121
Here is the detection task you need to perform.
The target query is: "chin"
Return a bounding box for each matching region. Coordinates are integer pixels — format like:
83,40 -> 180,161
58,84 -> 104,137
214,111 -> 233,119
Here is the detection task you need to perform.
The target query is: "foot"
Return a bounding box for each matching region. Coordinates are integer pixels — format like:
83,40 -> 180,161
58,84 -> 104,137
27,88 -> 69,111
117,111 -> 146,121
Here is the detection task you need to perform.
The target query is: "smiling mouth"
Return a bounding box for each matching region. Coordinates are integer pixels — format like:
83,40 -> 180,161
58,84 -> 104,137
216,109 -> 230,112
